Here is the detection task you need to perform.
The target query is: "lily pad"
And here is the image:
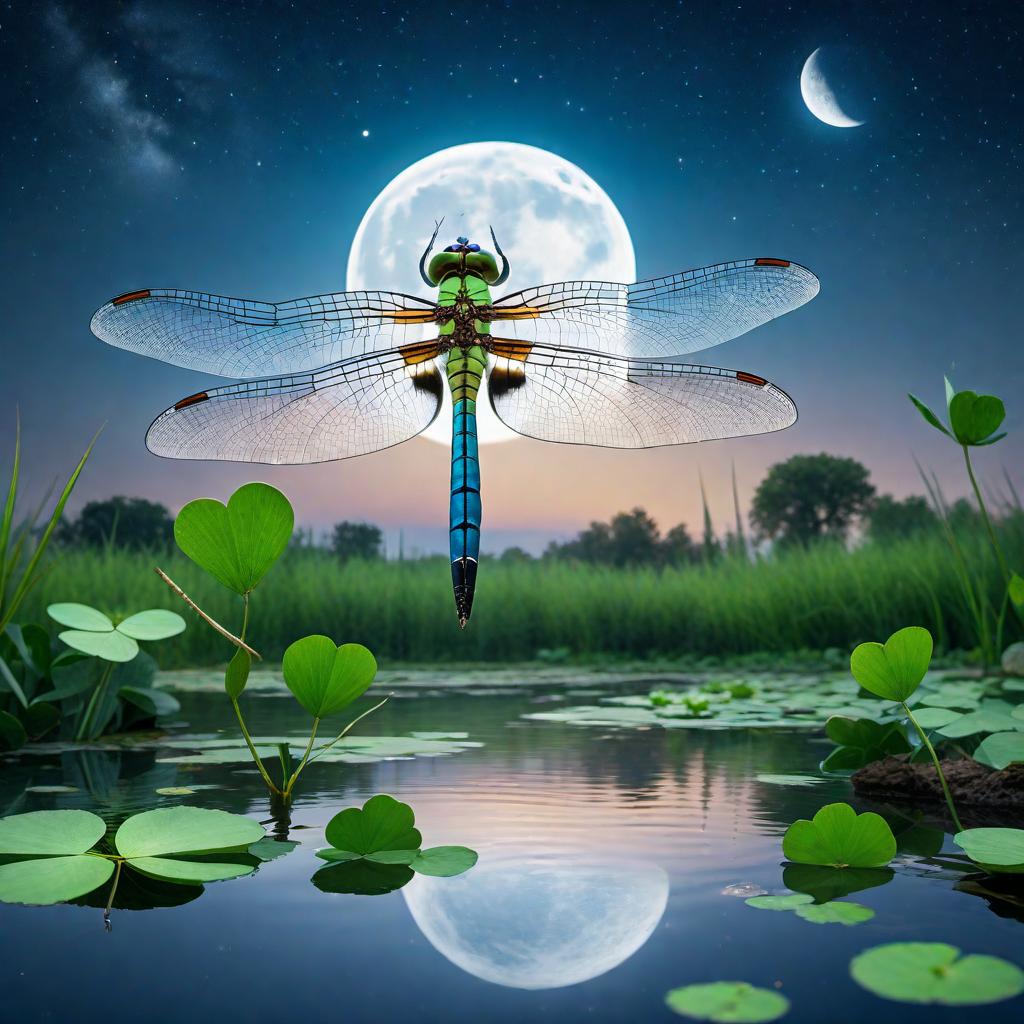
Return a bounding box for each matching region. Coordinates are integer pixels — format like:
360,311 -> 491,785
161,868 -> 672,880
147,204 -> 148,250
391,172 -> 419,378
665,982 -> 790,1022
937,708 -> 1022,739
850,627 -> 932,702
0,855 -> 114,906
794,901 -> 873,925
47,603 -> 114,631
973,733 -> 1024,770
954,828 -> 1024,873
322,794 -> 422,859
850,942 -> 1024,1005
783,803 -> 896,869
0,809 -> 106,854
174,482 -> 293,594
410,846 -> 479,877
745,893 -> 814,911
115,806 -> 266,858
116,609 -> 186,641
282,636 -> 377,718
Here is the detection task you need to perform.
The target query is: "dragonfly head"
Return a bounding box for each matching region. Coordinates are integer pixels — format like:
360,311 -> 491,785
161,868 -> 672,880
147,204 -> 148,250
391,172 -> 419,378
420,225 -> 510,288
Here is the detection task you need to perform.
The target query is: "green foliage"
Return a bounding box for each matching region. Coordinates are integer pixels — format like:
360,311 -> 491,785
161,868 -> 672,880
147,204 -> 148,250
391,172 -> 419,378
865,495 -> 937,545
224,646 -> 251,699
315,795 -> 477,884
850,626 -> 932,701
782,803 -> 896,869
58,496 -> 173,551
282,636 -> 377,717
973,732 -> 1024,770
331,520 -> 383,561
48,602 -> 184,662
793,901 -> 873,925
744,893 -> 813,911
954,827 -> 1024,873
750,453 -> 875,548
821,716 -> 911,771
910,379 -> 1007,447
664,982 -> 790,1022
0,806 -> 267,906
782,863 -> 893,902
850,942 -> 1024,1005
174,482 -> 293,595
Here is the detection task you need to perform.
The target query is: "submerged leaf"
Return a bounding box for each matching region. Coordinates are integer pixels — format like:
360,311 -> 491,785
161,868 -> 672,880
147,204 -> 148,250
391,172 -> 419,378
665,981 -> 790,1022
174,482 -> 293,595
783,803 -> 896,869
850,942 -> 1024,1005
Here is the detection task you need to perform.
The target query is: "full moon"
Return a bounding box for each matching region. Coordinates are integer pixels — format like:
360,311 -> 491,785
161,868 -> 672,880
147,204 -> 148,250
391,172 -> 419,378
402,853 -> 668,989
346,141 -> 636,445
800,47 -> 864,128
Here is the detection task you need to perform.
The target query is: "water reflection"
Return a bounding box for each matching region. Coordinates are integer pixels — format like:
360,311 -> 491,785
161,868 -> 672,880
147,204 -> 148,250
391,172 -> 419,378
403,851 -> 668,990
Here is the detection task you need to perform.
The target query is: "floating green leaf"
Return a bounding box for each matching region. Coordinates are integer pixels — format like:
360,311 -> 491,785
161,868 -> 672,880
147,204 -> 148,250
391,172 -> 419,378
322,794 -> 421,859
410,846 -> 479,877
174,482 -> 293,595
0,809 -> 106,854
973,732 -> 1024,770
954,828 -> 1024,873
938,707 -> 1022,739
794,901 -> 873,925
783,803 -> 896,869
850,627 -> 932,702
114,806 -> 265,858
850,942 -> 1024,1005
0,856 -> 114,906
127,855 -> 257,884
665,982 -> 790,1022
745,893 -> 814,911
282,636 -> 377,718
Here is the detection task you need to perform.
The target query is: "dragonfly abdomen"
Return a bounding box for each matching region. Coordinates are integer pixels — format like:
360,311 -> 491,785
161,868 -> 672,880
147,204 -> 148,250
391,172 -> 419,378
447,344 -> 486,628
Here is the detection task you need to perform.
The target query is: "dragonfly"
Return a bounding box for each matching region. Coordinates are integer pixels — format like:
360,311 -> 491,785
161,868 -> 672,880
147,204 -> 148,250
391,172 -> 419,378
90,224 -> 819,627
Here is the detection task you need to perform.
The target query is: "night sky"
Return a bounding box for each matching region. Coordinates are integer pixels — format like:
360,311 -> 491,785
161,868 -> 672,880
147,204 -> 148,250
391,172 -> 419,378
2,0 -> 1022,554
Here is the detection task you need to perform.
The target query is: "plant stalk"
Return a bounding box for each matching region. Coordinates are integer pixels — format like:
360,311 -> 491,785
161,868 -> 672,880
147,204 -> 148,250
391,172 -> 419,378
154,567 -> 261,659
231,697 -> 282,796
902,701 -> 963,832
308,695 -> 391,763
963,446 -> 1011,586
284,717 -> 320,796
103,858 -> 123,929
76,661 -> 115,741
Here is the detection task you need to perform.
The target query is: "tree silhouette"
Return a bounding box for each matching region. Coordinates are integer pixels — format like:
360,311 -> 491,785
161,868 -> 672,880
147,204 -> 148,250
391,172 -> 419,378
330,521 -> 383,561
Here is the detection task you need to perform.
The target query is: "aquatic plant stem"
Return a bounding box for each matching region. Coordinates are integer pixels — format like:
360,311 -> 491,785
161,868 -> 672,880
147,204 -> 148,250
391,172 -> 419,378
902,701 -> 963,832
963,445 -> 1011,586
283,717 -> 320,796
231,697 -> 282,796
103,859 -> 123,928
153,567 -> 261,659
76,661 -> 115,741
308,695 -> 391,763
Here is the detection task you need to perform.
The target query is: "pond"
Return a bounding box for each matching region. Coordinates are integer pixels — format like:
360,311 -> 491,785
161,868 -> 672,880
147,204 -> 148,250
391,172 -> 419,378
1,670 -> 1022,1023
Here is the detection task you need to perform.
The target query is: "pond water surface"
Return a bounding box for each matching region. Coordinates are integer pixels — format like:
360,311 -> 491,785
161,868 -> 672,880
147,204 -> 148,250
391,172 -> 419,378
1,671 -> 1022,1023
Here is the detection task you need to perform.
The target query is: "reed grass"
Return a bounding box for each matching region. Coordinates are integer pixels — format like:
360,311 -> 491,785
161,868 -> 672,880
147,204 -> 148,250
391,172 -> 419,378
16,522 -> 1022,668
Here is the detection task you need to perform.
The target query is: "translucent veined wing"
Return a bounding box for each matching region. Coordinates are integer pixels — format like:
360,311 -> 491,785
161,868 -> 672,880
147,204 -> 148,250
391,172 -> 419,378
488,258 -> 818,359
146,342 -> 444,464
91,287 -> 437,378
487,340 -> 796,448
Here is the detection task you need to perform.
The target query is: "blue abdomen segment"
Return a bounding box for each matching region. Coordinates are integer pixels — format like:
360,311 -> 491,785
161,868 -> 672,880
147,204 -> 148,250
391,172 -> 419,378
450,397 -> 480,625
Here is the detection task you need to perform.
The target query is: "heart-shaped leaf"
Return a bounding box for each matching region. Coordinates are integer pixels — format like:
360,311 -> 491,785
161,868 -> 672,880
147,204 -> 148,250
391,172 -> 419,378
0,709 -> 27,751
312,859 -> 414,896
783,803 -> 896,868
948,391 -> 1006,446
410,846 -> 478,877
850,627 -> 933,702
58,628 -> 139,663
850,942 -> 1024,1005
174,482 -> 293,594
47,603 -> 113,631
322,794 -> 421,857
0,809 -> 106,854
665,982 -> 790,1022
783,863 -> 893,902
117,609 -> 186,641
115,806 -> 265,858
822,716 -> 911,772
954,828 -> 1024,873
282,636 -> 377,717
0,856 -> 114,906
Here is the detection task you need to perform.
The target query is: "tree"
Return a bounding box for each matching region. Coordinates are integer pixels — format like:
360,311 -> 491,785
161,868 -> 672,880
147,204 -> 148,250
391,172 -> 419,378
750,453 -> 875,547
547,508 -> 663,567
498,546 -> 533,563
60,496 -> 173,550
866,495 -> 937,544
331,521 -> 383,561
662,523 -> 698,566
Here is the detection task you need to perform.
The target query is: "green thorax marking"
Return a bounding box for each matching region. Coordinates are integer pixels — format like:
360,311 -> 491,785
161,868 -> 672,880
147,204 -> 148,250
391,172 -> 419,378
437,273 -> 491,404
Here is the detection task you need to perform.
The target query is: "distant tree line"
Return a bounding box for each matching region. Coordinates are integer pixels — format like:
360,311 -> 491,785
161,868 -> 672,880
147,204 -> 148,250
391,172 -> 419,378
57,452 -> 1003,565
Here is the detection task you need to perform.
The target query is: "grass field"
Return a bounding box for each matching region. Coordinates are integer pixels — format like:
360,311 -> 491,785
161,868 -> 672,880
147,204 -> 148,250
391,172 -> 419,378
19,523 -> 1022,668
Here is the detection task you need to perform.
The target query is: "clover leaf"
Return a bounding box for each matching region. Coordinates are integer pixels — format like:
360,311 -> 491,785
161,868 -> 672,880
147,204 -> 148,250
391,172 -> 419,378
0,806 -> 266,906
954,828 -> 1024,874
908,379 -> 1007,447
821,716 -> 911,771
315,794 -> 477,886
282,635 -> 377,718
48,603 -> 185,663
665,982 -> 790,1022
782,803 -> 896,869
850,626 -> 932,702
174,481 -> 293,595
850,942 -> 1024,1005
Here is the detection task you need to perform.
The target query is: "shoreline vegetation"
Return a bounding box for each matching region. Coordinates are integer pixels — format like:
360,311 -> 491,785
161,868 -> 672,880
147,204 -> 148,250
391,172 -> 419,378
21,522 -> 1022,667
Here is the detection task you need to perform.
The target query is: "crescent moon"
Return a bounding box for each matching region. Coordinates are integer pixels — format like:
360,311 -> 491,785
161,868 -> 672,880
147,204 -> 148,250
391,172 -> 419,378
800,48 -> 863,128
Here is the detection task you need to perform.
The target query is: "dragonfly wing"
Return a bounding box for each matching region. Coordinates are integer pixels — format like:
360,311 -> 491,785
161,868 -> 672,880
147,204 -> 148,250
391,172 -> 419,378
147,344 -> 444,464
489,258 -> 818,359
487,341 -> 796,448
91,287 -> 437,377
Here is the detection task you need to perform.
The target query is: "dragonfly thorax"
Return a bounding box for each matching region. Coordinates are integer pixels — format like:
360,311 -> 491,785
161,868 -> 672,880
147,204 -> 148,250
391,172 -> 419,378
426,245 -> 501,287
